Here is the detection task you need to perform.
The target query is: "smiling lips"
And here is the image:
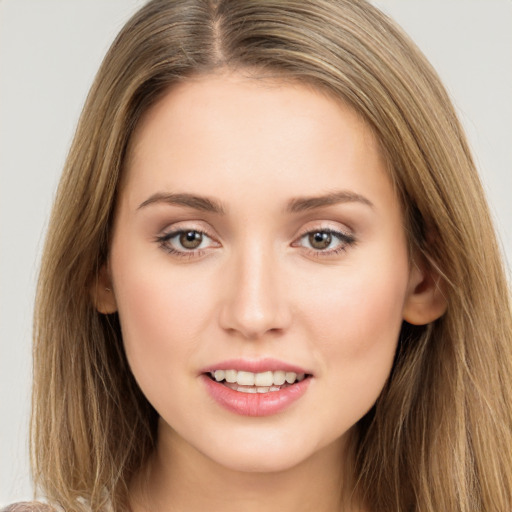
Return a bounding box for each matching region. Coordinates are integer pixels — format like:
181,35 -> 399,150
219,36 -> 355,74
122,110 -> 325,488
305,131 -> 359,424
209,369 -> 307,393
202,362 -> 312,416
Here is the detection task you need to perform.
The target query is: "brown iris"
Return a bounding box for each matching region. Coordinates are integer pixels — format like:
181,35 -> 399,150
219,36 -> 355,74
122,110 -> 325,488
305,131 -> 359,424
179,231 -> 203,249
309,231 -> 332,250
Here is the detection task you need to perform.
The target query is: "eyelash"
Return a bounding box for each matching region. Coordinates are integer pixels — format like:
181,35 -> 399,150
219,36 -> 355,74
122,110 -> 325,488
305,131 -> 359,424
155,228 -> 218,259
155,227 -> 356,259
292,228 -> 356,257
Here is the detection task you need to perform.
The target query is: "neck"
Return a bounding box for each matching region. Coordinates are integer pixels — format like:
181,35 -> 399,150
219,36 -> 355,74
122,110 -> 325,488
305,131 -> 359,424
129,421 -> 365,512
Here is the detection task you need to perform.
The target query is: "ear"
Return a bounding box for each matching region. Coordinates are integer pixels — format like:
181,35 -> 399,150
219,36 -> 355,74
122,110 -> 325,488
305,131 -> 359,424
90,264 -> 117,314
403,253 -> 447,325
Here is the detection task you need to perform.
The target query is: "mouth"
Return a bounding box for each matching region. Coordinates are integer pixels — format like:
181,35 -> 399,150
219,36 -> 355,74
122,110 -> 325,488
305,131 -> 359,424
201,359 -> 313,416
206,369 -> 311,394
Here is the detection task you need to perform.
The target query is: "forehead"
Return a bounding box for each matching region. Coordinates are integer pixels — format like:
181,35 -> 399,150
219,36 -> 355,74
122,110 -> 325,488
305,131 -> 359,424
121,72 -> 394,214
127,72 -> 379,159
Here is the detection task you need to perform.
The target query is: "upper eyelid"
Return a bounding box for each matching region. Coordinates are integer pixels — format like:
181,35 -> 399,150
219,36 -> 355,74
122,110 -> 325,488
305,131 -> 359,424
297,225 -> 351,236
294,228 -> 354,244
160,226 -> 212,237
155,221 -> 354,244
158,228 -> 219,246
294,221 -> 354,239
158,221 -> 217,238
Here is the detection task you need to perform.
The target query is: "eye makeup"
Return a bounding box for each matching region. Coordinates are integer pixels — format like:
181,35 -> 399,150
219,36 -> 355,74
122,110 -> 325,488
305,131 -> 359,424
154,223 -> 356,260
155,227 -> 220,258
292,228 -> 356,258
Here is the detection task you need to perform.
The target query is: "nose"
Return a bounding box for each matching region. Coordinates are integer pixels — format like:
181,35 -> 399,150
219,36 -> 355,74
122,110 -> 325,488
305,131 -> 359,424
219,243 -> 291,340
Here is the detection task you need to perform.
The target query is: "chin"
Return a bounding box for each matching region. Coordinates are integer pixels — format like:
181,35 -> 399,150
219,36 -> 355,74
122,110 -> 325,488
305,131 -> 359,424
191,423 -> 344,475
204,444 -> 313,474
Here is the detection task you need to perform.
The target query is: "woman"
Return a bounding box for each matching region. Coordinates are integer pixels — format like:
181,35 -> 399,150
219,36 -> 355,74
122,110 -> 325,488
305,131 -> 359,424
9,0 -> 512,510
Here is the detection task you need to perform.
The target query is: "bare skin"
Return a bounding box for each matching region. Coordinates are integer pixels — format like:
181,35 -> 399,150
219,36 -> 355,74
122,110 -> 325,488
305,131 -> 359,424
96,72 -> 445,512
130,427 -> 355,512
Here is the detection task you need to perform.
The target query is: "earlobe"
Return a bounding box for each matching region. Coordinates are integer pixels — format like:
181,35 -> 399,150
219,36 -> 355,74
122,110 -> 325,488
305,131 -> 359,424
90,264 -> 118,314
402,256 -> 447,325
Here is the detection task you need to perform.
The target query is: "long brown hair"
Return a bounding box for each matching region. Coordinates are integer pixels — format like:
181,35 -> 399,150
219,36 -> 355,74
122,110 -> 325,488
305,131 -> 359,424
32,1 -> 512,510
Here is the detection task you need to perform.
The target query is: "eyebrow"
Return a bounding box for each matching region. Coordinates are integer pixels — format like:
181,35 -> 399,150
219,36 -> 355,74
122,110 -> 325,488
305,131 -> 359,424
286,190 -> 374,213
137,190 -> 373,215
137,192 -> 226,214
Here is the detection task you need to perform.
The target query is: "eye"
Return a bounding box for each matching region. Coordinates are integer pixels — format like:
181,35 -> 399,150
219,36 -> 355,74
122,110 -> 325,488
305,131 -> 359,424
307,231 -> 334,250
177,230 -> 205,249
156,228 -> 220,256
293,228 -> 355,255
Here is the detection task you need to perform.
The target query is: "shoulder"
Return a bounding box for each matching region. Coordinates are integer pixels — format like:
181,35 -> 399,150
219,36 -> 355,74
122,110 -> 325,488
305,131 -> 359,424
1,503 -> 56,512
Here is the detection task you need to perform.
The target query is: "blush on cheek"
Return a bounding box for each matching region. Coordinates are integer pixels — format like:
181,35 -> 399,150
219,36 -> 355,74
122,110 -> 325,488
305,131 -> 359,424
115,267 -> 213,366
306,274 -> 406,416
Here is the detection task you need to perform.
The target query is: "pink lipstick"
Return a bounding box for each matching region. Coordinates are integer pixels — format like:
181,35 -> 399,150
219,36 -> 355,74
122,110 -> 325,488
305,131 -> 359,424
200,358 -> 312,417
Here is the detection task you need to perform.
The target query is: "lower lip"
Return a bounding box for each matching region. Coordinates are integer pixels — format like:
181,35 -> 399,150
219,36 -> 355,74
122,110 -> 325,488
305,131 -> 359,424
201,375 -> 311,417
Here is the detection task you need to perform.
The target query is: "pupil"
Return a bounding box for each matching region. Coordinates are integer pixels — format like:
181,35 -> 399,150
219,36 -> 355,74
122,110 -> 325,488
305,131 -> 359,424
180,231 -> 202,249
309,231 -> 331,249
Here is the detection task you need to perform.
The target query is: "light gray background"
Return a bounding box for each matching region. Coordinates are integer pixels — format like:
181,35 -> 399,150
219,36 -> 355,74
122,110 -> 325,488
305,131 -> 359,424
1,0 -> 511,505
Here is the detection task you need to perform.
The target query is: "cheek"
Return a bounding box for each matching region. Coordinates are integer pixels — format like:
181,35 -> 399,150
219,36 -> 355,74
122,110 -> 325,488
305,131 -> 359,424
298,256 -> 409,418
303,262 -> 407,349
117,271 -> 209,340
110,252 -> 216,399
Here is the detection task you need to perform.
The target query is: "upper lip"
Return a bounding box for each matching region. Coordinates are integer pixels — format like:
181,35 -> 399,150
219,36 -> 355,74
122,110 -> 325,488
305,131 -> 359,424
200,358 -> 312,376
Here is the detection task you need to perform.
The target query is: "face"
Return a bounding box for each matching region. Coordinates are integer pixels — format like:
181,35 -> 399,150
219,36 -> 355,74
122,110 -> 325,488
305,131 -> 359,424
105,73 -> 424,473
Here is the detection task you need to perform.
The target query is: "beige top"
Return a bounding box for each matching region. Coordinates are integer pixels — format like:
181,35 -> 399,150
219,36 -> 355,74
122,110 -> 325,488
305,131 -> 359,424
1,504 -> 55,512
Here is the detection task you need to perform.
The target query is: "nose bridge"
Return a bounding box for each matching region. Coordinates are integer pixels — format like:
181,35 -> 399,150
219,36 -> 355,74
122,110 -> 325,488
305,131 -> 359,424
220,237 -> 289,338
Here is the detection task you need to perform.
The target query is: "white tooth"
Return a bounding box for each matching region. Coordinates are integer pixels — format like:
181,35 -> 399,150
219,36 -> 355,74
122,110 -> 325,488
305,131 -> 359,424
257,387 -> 270,393
225,369 -> 237,383
296,373 -> 305,382
237,371 -> 255,386
254,371 -> 273,387
214,370 -> 225,381
225,382 -> 238,390
285,372 -> 297,384
273,370 -> 286,385
238,386 -> 257,393
269,386 -> 281,392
